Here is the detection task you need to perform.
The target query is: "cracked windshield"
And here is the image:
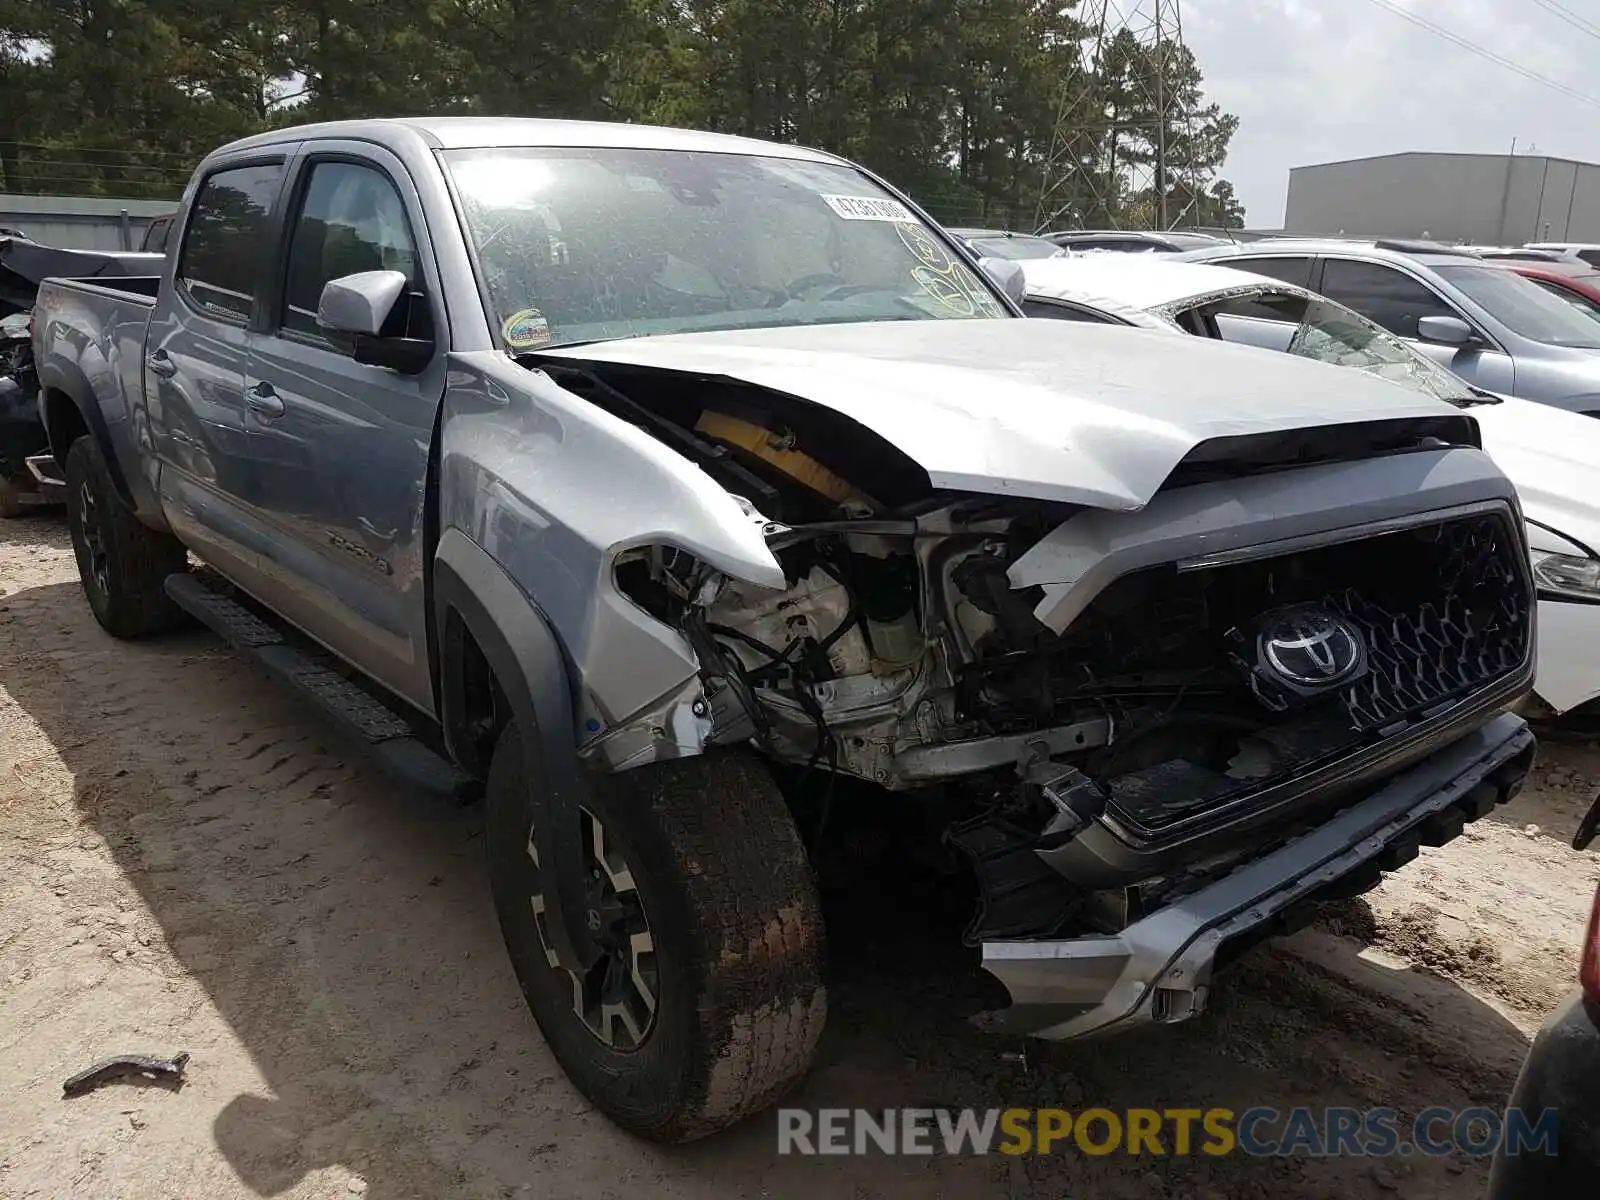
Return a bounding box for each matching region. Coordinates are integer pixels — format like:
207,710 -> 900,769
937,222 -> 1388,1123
444,147 -> 1006,351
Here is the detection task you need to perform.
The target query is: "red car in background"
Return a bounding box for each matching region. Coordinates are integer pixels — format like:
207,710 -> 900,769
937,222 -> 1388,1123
1487,257 -> 1600,323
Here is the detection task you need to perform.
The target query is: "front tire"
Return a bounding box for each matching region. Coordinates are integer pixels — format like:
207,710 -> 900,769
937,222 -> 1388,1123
485,724 -> 827,1142
64,436 -> 187,638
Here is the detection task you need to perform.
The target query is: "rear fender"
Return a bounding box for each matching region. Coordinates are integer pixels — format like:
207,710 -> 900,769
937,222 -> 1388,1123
37,350 -> 163,522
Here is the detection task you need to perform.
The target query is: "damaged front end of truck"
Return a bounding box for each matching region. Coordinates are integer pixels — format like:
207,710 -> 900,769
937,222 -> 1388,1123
470,320 -> 1538,1040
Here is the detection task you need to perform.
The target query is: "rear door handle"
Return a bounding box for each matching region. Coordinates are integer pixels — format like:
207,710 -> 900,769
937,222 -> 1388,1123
145,350 -> 177,378
246,381 -> 285,420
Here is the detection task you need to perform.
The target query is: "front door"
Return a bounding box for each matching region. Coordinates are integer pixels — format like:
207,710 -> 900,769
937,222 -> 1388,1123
1316,257 -> 1516,395
242,147 -> 448,713
146,159 -> 287,583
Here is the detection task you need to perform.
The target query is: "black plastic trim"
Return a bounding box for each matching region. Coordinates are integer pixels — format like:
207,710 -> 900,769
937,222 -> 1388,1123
35,366 -> 138,510
432,527 -> 599,973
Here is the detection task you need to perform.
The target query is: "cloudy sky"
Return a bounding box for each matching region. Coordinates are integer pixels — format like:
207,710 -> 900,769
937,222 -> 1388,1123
1184,0 -> 1600,227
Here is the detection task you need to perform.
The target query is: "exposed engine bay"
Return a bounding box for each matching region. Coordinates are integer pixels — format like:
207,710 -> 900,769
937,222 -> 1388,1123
569,359 -> 1532,940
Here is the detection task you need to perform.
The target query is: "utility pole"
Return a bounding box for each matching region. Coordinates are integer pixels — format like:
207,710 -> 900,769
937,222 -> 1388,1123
1154,4 -> 1167,227
1033,0 -> 1194,234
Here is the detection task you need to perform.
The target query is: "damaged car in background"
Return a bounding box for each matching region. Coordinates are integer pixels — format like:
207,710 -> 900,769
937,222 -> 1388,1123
35,117 -> 1536,1143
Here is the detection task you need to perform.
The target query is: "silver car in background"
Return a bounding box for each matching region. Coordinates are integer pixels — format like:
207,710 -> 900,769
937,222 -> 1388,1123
946,227 -> 1066,261
1049,229 -> 1227,254
1174,238 -> 1600,416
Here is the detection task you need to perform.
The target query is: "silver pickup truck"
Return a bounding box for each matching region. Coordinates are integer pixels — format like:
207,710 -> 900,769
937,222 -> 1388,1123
34,117 -> 1537,1142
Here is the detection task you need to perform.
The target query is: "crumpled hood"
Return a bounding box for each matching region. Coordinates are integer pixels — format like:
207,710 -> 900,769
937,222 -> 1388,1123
541,319 -> 1464,510
1473,394 -> 1600,550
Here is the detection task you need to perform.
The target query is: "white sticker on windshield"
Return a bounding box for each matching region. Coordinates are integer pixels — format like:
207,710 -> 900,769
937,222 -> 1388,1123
821,194 -> 915,222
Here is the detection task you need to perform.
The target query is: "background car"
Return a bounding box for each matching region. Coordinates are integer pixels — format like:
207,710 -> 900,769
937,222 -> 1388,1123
139,213 -> 176,254
1019,252 -> 1600,717
1174,238 -> 1600,416
1046,229 -> 1226,254
946,227 -> 1065,261
1462,246 -> 1580,263
1480,257 -> 1600,324
1526,241 -> 1600,267
1486,882 -> 1600,1197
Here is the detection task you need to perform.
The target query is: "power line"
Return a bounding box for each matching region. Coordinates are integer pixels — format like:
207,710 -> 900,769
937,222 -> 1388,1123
1355,0 -> 1600,112
1532,0 -> 1600,44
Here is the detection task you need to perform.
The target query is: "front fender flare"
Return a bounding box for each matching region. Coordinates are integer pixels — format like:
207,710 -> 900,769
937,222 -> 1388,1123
432,526 -> 598,974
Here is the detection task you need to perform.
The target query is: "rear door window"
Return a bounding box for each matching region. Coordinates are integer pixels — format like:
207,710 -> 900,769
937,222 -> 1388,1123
1224,256 -> 1315,289
176,164 -> 285,323
1532,278 -> 1600,322
1318,259 -> 1455,339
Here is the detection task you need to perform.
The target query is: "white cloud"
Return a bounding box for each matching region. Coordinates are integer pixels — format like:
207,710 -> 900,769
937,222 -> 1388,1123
1184,0 -> 1600,227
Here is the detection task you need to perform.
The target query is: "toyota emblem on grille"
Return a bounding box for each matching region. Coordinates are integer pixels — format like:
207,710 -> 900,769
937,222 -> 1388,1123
1260,605 -> 1366,689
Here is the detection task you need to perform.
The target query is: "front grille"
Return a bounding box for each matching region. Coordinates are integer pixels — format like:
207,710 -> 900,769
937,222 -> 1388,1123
1043,509 -> 1532,835
1335,517 -> 1529,728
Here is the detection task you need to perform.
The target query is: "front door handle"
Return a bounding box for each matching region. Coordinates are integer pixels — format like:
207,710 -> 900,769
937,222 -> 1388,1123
246,381 -> 286,420
145,350 -> 177,379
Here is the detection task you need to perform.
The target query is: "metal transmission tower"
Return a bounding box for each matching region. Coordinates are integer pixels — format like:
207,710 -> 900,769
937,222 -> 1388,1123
1034,0 -> 1197,233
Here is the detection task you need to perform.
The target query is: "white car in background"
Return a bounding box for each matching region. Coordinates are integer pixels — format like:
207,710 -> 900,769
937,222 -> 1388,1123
1019,254 -> 1600,716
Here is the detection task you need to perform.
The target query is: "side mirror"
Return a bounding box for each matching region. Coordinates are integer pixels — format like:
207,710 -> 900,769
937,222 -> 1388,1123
317,270 -> 408,336
978,256 -> 1028,305
1416,314 -> 1479,347
317,269 -> 434,374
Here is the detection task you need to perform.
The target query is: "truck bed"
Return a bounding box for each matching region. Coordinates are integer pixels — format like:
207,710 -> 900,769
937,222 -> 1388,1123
0,238 -> 163,314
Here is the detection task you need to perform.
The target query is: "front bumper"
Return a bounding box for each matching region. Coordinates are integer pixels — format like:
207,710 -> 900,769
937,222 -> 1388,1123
981,712 -> 1535,1041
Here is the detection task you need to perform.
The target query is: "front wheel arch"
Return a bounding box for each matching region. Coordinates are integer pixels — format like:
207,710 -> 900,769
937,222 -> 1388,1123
432,527 -> 596,974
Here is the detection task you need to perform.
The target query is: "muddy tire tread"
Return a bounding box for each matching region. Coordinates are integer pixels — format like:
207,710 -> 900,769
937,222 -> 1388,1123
621,752 -> 828,1137
487,729 -> 826,1143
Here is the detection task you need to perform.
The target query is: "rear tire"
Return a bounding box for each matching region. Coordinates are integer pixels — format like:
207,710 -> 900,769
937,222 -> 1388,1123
485,724 -> 827,1142
64,436 -> 187,638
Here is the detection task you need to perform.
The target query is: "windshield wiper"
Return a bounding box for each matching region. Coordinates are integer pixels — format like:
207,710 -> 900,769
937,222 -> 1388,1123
1453,385 -> 1503,407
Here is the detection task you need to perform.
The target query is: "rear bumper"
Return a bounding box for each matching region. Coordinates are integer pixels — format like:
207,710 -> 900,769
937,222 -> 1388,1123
981,711 -> 1535,1040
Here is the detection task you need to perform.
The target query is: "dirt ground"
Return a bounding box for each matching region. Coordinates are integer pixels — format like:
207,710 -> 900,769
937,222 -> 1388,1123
2,518 -> 1598,1200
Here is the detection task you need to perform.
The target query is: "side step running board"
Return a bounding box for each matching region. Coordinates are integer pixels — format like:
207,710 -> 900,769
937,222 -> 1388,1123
25,453 -> 68,505
164,571 -> 478,801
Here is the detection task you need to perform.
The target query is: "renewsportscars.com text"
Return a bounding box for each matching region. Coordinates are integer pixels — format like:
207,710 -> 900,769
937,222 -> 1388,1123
776,1106 -> 1559,1158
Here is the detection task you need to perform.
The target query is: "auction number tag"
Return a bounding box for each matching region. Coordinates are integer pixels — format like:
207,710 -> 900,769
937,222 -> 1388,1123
820,194 -> 916,222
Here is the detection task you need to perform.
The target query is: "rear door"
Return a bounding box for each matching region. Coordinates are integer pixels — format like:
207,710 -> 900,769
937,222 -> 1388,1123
1316,256 -> 1516,394
145,157 -> 288,581
241,144 -> 448,712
